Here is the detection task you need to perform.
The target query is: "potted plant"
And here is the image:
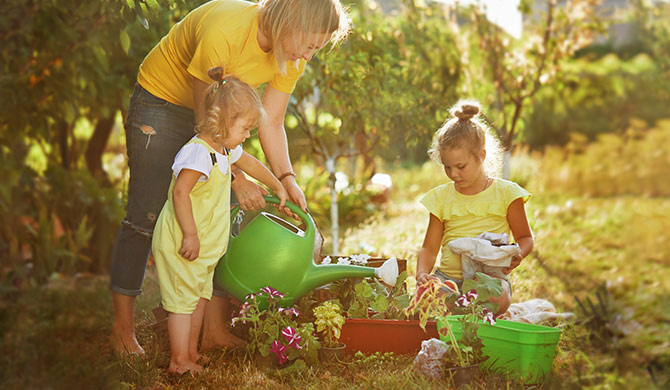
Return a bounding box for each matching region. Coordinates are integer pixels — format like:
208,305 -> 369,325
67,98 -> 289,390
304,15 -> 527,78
435,273 -> 503,387
231,286 -> 320,368
313,300 -> 346,362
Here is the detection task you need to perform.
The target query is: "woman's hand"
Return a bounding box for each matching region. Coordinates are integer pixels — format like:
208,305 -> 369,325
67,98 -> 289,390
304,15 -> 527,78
232,175 -> 269,211
179,234 -> 200,261
282,176 -> 307,212
502,254 -> 522,274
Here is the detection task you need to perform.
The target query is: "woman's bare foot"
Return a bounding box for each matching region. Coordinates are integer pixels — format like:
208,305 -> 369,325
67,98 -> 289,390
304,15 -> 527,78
190,352 -> 211,366
110,328 -> 145,357
201,328 -> 246,352
168,359 -> 203,375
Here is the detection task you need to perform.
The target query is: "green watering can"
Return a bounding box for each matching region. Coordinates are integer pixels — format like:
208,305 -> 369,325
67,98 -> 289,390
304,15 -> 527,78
214,197 -> 398,306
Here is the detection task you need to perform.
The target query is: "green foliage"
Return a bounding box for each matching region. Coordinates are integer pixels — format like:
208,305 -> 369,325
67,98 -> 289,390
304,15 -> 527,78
525,54 -> 669,148
313,300 -> 345,348
345,271 -> 410,320
0,152 -> 124,288
537,119 -> 670,197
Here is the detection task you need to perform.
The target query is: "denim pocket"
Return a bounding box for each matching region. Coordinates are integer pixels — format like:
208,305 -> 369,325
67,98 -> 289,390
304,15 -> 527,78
135,88 -> 169,108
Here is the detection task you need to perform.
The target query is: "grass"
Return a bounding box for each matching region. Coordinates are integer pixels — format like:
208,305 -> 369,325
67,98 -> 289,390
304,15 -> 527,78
2,123 -> 670,389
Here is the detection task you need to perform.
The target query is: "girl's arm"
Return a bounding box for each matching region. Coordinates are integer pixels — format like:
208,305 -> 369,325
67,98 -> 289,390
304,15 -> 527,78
233,151 -> 288,208
503,198 -> 534,274
172,169 -> 202,261
415,213 -> 444,285
259,86 -> 306,212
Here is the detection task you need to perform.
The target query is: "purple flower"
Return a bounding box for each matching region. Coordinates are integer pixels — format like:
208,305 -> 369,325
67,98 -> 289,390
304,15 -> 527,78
270,339 -> 288,364
281,326 -> 302,350
261,286 -> 284,299
283,307 -> 300,317
466,289 -> 478,301
482,308 -> 496,325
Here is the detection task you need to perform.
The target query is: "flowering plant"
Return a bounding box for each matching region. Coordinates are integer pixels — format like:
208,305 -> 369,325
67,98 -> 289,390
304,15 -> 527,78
438,272 -> 503,368
313,300 -> 345,348
231,286 -> 320,365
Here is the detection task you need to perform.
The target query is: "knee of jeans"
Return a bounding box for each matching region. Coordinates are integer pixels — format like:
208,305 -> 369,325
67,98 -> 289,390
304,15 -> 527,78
121,218 -> 155,239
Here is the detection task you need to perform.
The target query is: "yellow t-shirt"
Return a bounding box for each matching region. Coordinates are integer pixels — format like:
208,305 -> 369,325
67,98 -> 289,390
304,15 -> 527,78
137,0 -> 306,109
420,178 -> 531,279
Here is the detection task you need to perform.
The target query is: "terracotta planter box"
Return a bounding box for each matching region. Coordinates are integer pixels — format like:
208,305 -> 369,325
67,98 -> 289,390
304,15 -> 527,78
340,318 -> 438,355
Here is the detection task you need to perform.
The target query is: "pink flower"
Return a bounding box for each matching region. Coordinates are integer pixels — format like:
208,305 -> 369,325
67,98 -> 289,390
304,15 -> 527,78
456,295 -> 471,307
270,339 -> 288,364
466,289 -> 478,301
482,308 -> 496,325
281,326 -> 302,350
283,307 -> 300,317
261,286 -> 284,299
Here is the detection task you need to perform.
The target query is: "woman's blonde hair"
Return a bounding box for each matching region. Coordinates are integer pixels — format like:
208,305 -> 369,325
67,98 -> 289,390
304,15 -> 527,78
258,0 -> 351,73
428,100 -> 503,177
198,67 -> 265,147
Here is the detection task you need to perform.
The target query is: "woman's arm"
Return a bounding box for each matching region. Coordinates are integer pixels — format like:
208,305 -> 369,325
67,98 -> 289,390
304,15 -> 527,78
503,198 -> 534,274
416,213 -> 444,285
234,151 -> 288,207
259,85 -> 306,212
172,169 -> 202,261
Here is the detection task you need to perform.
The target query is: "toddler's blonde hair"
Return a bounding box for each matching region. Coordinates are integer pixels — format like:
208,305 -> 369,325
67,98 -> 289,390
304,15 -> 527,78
198,67 -> 265,148
428,100 -> 503,177
258,0 -> 351,73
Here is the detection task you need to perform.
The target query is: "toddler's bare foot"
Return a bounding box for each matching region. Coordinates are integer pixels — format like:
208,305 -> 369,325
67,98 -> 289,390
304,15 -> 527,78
110,328 -> 145,357
201,329 -> 246,352
168,359 -> 203,375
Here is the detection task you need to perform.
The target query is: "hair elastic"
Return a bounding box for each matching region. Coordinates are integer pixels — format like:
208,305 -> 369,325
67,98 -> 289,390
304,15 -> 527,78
212,76 -> 227,93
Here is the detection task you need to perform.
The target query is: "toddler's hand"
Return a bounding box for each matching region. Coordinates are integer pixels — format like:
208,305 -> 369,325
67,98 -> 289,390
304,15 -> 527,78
502,254 -> 522,274
179,234 -> 200,261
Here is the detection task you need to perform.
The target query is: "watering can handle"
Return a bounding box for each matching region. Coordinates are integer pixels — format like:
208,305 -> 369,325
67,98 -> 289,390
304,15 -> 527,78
230,195 -> 315,240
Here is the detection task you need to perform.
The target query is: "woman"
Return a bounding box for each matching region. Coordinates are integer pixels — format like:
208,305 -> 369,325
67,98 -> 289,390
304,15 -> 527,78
110,0 -> 350,356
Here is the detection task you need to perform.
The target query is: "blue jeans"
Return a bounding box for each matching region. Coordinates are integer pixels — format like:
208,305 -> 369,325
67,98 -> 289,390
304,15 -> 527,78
109,84 -> 196,295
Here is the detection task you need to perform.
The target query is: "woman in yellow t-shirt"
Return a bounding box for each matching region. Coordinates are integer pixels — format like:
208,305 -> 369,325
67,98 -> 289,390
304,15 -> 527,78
415,100 -> 534,316
109,0 -> 351,357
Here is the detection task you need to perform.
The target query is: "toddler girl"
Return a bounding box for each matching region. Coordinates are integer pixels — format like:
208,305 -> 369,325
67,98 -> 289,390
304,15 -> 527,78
151,68 -> 288,374
415,100 -> 534,316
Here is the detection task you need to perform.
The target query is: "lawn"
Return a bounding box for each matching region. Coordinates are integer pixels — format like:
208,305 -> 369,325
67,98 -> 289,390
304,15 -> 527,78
1,143 -> 669,389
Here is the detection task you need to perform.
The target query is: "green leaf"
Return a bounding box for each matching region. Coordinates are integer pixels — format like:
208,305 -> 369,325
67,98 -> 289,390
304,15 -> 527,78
119,30 -> 130,55
143,0 -> 159,11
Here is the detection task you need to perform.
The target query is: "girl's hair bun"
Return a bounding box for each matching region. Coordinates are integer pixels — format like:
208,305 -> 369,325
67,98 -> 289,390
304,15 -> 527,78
453,104 -> 479,121
208,66 -> 225,82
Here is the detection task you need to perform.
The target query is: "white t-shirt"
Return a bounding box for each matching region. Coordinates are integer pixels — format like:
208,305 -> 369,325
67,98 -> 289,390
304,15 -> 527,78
172,138 -> 243,182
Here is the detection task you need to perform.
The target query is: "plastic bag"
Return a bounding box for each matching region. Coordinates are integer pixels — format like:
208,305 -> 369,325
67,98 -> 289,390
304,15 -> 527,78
413,338 -> 450,379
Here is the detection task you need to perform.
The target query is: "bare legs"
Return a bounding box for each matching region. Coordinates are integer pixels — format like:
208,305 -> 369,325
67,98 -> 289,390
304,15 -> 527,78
167,298 -> 208,375
201,295 -> 246,352
110,292 -> 145,356
490,279 -> 512,316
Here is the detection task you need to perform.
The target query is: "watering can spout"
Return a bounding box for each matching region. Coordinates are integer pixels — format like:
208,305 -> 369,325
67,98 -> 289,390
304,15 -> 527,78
302,258 -> 399,293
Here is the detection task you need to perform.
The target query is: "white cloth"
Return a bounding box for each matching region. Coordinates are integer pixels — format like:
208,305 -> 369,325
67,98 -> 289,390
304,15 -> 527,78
447,232 -> 521,280
172,137 -> 243,181
499,299 -> 576,325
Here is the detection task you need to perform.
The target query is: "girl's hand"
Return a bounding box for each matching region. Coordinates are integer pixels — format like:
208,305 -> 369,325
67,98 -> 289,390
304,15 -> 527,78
179,234 -> 200,261
416,272 -> 439,286
502,254 -> 522,274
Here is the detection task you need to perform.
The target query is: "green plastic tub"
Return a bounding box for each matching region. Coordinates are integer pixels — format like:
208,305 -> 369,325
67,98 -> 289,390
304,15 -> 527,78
436,315 -> 561,383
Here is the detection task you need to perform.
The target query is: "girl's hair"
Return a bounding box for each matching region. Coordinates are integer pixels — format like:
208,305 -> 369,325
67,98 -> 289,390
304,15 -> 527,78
198,67 -> 265,147
258,0 -> 351,73
428,100 -> 503,177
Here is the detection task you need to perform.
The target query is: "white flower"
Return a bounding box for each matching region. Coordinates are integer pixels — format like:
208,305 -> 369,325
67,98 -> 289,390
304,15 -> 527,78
321,256 -> 332,265
337,257 -> 351,265
349,253 -> 371,265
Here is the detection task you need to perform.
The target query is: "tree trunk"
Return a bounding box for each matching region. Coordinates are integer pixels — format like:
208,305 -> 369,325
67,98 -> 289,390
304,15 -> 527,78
85,113 -> 116,184
326,156 -> 339,255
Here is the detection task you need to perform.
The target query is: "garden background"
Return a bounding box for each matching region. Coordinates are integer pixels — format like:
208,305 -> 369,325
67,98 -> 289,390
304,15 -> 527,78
1,0 -> 668,388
